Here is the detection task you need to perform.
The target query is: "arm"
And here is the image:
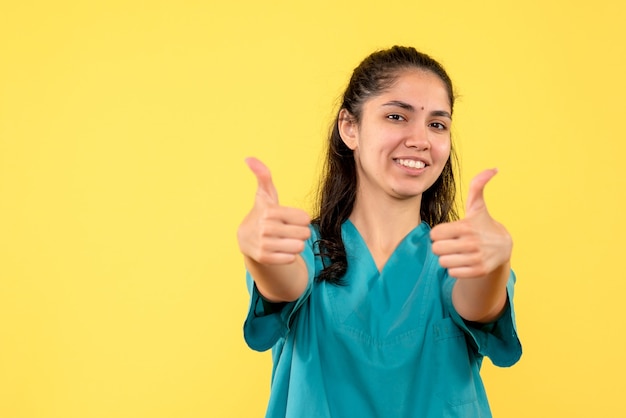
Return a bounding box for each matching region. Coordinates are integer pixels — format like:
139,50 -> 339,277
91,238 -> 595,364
237,158 -> 310,302
431,169 -> 513,323
451,257 -> 510,323
242,255 -> 309,303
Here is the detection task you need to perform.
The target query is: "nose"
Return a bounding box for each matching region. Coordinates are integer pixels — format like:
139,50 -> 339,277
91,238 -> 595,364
404,125 -> 430,151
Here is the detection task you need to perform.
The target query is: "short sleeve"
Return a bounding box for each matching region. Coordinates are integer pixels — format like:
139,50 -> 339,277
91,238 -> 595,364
242,227 -> 318,352
443,270 -> 522,367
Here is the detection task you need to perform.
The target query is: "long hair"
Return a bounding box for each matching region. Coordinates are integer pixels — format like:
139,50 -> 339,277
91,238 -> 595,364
312,46 -> 460,284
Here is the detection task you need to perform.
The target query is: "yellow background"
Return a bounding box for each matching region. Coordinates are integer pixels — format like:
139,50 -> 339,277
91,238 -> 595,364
1,0 -> 625,417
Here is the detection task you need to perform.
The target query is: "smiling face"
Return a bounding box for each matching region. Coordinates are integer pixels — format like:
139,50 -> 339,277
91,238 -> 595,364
338,69 -> 452,206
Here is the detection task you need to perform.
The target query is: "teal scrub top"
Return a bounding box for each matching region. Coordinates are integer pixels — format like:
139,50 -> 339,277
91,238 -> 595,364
244,221 -> 522,418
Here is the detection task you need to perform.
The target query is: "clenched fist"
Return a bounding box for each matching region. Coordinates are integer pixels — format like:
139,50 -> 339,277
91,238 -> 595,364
237,157 -> 311,265
430,169 -> 512,280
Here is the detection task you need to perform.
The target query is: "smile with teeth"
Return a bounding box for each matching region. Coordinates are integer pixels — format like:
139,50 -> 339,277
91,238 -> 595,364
396,159 -> 426,169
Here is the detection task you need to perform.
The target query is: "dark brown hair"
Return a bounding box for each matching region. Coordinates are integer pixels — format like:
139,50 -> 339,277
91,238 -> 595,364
312,45 -> 460,284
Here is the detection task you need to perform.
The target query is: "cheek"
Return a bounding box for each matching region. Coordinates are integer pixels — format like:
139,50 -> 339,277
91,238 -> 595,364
433,139 -> 451,160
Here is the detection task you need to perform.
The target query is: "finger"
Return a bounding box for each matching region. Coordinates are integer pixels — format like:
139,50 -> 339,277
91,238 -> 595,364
465,168 -> 498,215
262,237 -> 308,255
260,223 -> 311,242
431,237 -> 479,257
446,266 -> 487,280
254,252 -> 298,265
252,238 -> 308,265
438,254 -> 490,280
437,253 -> 482,270
267,206 -> 311,227
430,220 -> 469,242
245,157 -> 279,204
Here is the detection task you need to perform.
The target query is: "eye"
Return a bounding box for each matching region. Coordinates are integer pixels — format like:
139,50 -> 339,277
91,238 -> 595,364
429,122 -> 447,130
387,114 -> 406,122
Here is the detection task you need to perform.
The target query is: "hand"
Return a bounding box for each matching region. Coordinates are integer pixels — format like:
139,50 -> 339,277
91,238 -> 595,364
430,169 -> 512,280
237,158 -> 311,265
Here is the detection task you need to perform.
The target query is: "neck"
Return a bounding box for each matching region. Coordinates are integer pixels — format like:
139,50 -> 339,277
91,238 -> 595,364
349,191 -> 423,261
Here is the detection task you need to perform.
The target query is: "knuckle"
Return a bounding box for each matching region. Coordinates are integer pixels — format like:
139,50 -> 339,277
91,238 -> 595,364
264,206 -> 279,219
298,226 -> 311,240
474,263 -> 488,277
258,223 -> 272,238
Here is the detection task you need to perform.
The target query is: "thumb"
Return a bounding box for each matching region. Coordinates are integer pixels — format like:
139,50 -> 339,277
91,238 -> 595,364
465,168 -> 498,216
245,157 -> 279,204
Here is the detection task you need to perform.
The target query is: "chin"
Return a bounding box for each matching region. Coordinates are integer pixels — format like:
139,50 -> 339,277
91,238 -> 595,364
391,181 -> 430,195
390,188 -> 426,200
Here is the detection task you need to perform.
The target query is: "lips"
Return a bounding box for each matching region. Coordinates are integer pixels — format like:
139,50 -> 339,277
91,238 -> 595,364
395,158 -> 427,169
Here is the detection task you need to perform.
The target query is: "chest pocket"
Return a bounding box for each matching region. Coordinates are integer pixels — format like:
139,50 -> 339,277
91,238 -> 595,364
433,317 -> 480,408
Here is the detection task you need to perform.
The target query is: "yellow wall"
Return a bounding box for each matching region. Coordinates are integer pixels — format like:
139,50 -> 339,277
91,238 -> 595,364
1,0 -> 625,416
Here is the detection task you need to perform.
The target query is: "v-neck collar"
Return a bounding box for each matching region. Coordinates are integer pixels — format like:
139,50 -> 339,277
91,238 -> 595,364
343,219 -> 431,275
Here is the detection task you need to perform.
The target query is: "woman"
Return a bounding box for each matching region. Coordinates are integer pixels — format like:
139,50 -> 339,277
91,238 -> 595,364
237,45 -> 521,417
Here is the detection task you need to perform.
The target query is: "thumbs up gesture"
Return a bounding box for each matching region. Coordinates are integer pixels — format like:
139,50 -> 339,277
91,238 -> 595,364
237,157 -> 312,265
430,169 -> 512,280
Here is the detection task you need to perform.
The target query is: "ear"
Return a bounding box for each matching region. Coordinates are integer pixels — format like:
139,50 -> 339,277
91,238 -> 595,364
338,109 -> 358,150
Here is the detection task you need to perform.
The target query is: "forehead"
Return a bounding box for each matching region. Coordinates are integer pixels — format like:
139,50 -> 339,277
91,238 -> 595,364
371,69 -> 451,110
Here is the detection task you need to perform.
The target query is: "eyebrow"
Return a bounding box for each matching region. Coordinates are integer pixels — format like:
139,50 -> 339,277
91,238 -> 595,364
382,100 -> 452,119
